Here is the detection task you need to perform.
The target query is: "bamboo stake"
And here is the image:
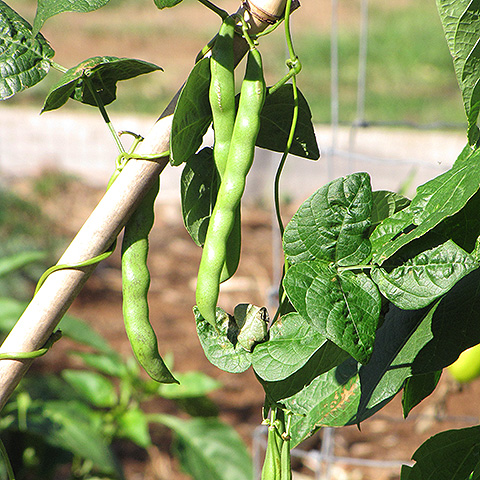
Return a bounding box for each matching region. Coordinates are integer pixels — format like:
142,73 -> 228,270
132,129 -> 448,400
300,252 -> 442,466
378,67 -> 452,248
0,0 -> 287,410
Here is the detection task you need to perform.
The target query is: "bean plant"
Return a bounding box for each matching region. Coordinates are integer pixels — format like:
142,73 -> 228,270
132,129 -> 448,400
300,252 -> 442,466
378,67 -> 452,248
1,0 -> 480,479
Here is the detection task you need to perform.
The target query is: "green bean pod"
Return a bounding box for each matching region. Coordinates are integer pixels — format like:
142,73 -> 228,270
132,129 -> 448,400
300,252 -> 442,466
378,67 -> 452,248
209,15 -> 241,283
122,178 -> 178,384
196,46 -> 266,326
280,436 -> 292,480
261,425 -> 282,480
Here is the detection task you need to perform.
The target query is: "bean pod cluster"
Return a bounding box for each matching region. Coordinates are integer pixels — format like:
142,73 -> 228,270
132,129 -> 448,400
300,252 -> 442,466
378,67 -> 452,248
196,17 -> 267,327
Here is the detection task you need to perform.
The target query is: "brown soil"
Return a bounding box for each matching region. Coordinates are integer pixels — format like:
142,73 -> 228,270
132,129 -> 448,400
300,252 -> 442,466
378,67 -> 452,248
10,175 -> 480,480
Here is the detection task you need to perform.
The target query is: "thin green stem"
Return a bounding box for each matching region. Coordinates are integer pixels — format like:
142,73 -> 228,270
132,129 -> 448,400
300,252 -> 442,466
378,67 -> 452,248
237,14 -> 257,50
197,0 -> 228,19
50,61 -> 68,73
84,77 -> 125,154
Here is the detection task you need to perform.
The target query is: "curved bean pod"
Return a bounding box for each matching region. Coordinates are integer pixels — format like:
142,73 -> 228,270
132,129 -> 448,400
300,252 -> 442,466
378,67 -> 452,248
122,178 -> 178,383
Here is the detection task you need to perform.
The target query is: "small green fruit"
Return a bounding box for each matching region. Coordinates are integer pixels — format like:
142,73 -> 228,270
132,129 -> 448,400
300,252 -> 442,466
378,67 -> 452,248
448,344 -> 480,383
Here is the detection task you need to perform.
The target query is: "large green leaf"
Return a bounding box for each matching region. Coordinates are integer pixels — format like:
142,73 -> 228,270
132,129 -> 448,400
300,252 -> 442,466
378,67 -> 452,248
151,415 -> 253,480
181,147 -> 217,247
33,0 -> 111,35
117,407 -> 152,449
42,56 -> 162,112
403,426 -> 480,480
372,240 -> 479,309
371,157 -> 480,265
18,400 -> 120,475
437,0 -> 480,144
0,0 -> 54,100
283,172 -> 373,266
370,190 -> 410,233
170,57 -> 211,166
252,313 -> 330,382
283,260 -> 380,363
194,306 -> 252,373
257,84 -> 320,160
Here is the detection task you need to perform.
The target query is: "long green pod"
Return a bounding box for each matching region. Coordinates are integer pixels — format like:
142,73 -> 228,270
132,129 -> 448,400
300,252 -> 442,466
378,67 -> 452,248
209,15 -> 241,283
261,425 -> 282,480
122,178 -> 178,384
196,46 -> 266,326
280,436 -> 292,480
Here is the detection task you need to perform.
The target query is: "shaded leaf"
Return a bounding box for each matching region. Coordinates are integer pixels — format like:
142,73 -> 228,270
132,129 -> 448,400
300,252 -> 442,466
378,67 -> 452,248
0,1 -> 54,99
372,240 -> 479,309
257,84 -> 320,160
61,370 -> 117,408
34,0 -> 111,35
252,313 -> 329,382
181,147 -> 216,246
370,190 -> 410,232
405,426 -> 480,480
402,371 -> 442,418
284,173 -> 373,266
283,260 -> 380,363
42,56 -> 162,112
170,57 -> 211,166
194,306 -> 252,373
151,414 -> 253,480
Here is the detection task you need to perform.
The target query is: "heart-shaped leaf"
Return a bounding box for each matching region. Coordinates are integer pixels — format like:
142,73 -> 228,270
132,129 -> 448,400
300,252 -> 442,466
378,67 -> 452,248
0,0 -> 54,100
283,172 -> 373,266
170,57 -> 211,166
153,0 -> 184,9
372,240 -> 479,309
283,260 -> 380,363
42,56 -> 162,112
257,84 -> 320,160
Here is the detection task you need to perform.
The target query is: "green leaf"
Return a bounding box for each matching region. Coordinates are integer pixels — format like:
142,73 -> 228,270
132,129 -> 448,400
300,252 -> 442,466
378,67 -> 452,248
61,370 -> 117,408
170,57 -> 211,166
42,56 -> 162,112
257,84 -> 320,160
283,260 -> 380,363
71,351 -> 129,378
370,190 -> 410,232
371,157 -> 480,265
0,251 -> 46,278
283,172 -> 373,266
117,407 -> 152,449
181,147 -> 216,246
402,371 -> 442,419
20,400 -> 120,475
371,240 -> 479,309
153,0 -> 184,9
405,426 -> 480,480
152,415 -> 253,480
437,0 -> 480,144
194,306 -> 252,373
0,0 -> 54,100
33,0 -> 111,35
252,313 -> 329,382
158,371 -> 222,399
